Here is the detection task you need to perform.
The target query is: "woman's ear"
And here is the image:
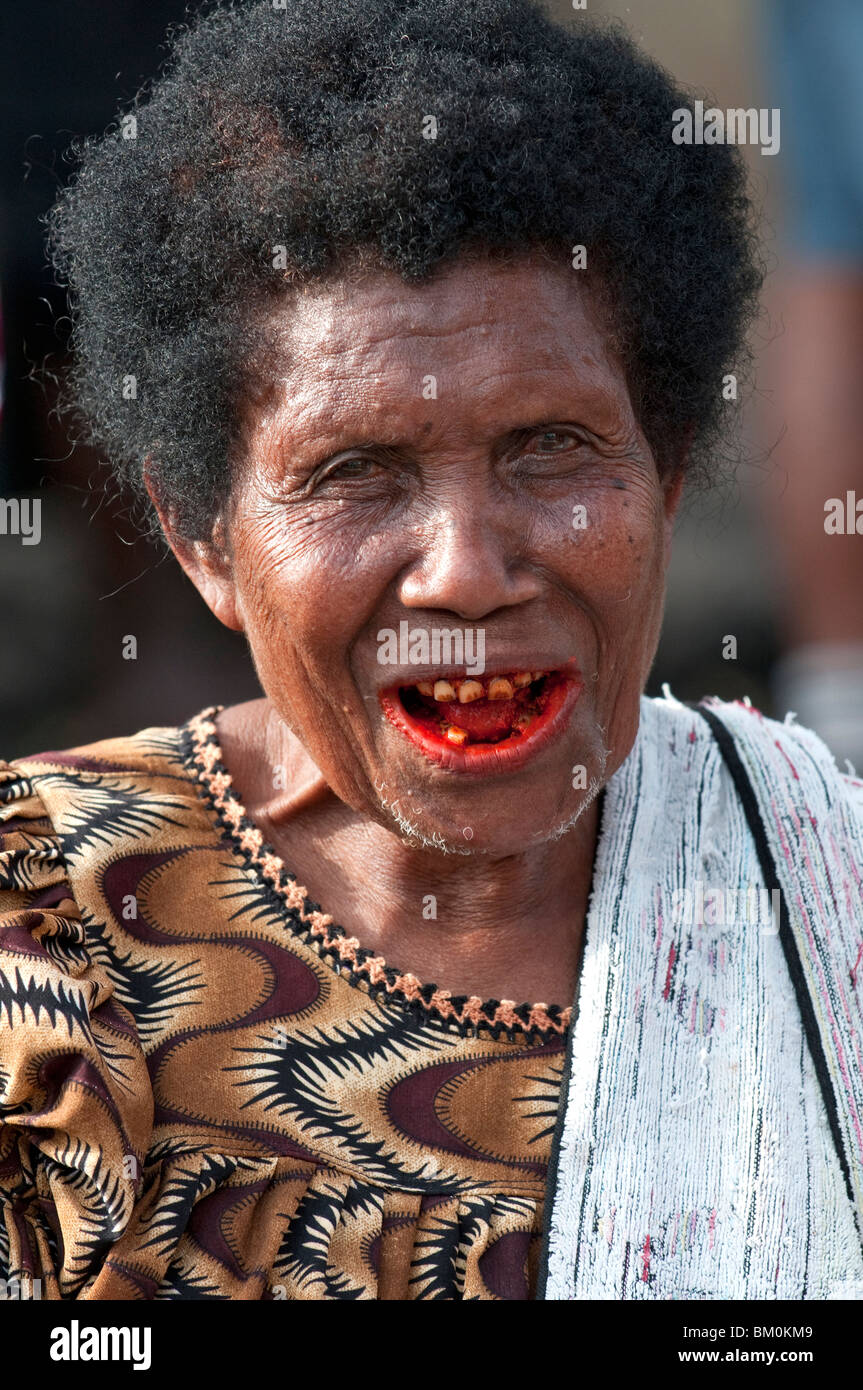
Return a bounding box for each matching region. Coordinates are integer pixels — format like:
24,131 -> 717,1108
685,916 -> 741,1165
661,463 -> 687,566
143,461 -> 245,632
663,465 -> 686,518
660,422 -> 693,555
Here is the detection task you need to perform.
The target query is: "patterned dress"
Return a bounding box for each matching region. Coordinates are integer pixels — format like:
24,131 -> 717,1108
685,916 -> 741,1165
0,706 -> 571,1300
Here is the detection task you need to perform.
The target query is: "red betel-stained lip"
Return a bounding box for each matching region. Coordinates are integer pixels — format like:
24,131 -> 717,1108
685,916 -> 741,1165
378,660 -> 585,776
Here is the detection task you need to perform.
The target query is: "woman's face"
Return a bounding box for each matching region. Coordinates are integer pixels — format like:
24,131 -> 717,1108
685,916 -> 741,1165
183,254 -> 682,854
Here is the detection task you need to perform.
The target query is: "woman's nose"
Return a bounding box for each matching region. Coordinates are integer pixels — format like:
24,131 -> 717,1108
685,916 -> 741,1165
397,508 -> 543,621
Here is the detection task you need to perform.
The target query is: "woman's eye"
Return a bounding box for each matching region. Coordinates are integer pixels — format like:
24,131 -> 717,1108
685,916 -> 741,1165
513,428 -> 588,467
528,429 -> 575,453
319,456 -> 379,484
332,457 -> 373,476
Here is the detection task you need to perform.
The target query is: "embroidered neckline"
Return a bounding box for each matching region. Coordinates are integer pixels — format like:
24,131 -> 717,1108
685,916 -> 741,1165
181,705 -> 573,1042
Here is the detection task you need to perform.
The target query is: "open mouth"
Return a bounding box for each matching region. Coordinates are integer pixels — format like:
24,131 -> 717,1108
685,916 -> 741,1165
379,666 -> 583,769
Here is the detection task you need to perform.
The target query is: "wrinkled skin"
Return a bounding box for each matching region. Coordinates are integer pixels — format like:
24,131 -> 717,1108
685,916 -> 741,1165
153,253 -> 683,1005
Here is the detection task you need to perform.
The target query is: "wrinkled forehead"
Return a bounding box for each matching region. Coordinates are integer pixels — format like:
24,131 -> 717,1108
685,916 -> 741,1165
284,251 -> 605,359
249,252 -> 638,443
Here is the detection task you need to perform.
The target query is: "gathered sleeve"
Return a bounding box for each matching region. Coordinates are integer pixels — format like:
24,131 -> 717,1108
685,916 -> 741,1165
0,760 -> 153,1299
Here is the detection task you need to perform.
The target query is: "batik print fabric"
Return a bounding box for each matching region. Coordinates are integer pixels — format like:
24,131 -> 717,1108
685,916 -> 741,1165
0,707 -> 570,1301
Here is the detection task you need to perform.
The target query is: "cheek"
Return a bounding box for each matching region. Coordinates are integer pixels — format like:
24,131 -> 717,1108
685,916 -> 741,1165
231,508 -> 368,665
228,513 -> 377,787
550,484 -> 669,726
542,479 -> 668,611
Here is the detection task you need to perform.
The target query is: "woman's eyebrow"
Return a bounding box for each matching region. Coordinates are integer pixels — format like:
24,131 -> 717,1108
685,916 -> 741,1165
278,403 -> 623,462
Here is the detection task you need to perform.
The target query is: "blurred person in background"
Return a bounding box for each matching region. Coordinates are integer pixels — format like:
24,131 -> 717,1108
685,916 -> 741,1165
764,0 -> 863,768
0,0 -> 260,760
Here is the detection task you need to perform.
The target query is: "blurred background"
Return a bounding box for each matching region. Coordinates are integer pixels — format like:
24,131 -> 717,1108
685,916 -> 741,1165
1,0 -> 861,762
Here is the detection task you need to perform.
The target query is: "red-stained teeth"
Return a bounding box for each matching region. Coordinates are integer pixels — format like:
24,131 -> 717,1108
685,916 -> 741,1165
487,676 -> 515,701
381,667 -> 580,768
433,679 -> 457,701
405,670 -> 551,712
457,679 -> 484,703
413,670 -> 549,701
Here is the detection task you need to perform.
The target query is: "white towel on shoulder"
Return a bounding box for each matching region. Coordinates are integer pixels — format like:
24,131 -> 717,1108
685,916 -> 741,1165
541,693 -> 863,1300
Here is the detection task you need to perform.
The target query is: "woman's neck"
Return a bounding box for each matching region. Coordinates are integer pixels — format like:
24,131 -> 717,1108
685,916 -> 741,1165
215,698 -> 600,1006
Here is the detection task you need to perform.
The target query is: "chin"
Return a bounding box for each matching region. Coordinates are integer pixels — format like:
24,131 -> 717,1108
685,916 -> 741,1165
379,785 -> 600,857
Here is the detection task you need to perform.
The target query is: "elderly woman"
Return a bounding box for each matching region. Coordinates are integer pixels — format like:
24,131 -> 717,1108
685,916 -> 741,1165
1,0 -> 862,1303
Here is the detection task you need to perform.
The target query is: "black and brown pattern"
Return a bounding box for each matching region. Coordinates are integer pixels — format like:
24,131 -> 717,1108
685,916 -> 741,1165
0,707 -> 568,1300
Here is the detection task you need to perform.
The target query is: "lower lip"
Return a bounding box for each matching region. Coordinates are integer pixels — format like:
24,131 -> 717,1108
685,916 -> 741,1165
379,669 -> 584,775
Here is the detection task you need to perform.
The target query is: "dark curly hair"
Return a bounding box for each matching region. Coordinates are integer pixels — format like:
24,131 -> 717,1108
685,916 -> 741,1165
48,0 -> 762,540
